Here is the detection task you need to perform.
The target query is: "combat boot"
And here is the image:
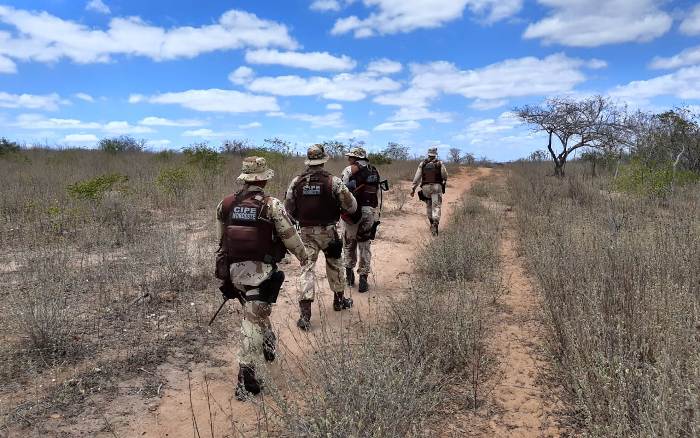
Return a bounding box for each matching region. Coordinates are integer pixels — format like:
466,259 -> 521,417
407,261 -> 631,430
333,292 -> 353,311
296,300 -> 312,331
358,275 -> 369,293
262,330 -> 276,362
345,267 -> 355,286
235,364 -> 261,401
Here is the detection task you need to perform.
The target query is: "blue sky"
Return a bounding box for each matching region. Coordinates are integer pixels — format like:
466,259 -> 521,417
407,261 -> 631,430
2,0 -> 700,160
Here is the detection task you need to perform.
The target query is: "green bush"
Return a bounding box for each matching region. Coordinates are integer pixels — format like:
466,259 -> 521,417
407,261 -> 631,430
368,152 -> 392,165
98,136 -> 145,153
615,159 -> 699,197
67,173 -> 129,201
182,143 -> 224,174
156,166 -> 192,195
0,137 -> 21,155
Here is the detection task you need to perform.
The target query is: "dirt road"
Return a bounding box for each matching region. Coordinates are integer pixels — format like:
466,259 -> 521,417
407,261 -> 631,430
106,168 -> 486,438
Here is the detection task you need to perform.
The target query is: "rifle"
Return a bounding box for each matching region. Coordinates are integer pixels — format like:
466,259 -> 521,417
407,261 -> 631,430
208,280 -> 246,326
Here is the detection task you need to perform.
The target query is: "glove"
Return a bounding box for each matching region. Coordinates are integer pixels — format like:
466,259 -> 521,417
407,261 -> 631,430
410,188 -> 415,197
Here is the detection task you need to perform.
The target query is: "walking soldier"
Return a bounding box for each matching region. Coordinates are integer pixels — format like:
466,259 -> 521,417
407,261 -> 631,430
215,156 -> 308,400
341,147 -> 381,293
285,144 -> 357,330
411,147 -> 448,236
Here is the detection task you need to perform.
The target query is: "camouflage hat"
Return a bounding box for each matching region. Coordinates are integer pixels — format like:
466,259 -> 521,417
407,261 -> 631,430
305,144 -> 330,165
427,147 -> 438,157
237,156 -> 274,182
345,146 -> 367,159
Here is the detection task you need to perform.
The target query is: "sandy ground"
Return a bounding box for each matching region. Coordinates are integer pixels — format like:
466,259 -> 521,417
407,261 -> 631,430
92,168 -> 486,438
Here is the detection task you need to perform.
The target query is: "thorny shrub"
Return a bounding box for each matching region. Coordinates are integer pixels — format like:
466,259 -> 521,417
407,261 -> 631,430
508,162 -> 700,437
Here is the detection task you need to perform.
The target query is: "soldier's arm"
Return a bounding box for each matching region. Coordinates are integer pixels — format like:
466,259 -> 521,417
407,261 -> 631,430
269,198 -> 308,264
411,163 -> 423,190
332,176 -> 357,214
441,162 -> 449,181
341,166 -> 352,185
215,200 -> 225,242
283,176 -> 298,219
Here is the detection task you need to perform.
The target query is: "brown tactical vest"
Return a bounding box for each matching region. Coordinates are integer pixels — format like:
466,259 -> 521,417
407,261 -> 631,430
421,159 -> 442,184
292,170 -> 340,226
220,190 -> 286,263
350,163 -> 380,208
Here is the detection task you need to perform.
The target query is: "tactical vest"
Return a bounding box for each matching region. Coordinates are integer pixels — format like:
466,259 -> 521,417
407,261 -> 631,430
421,160 -> 442,184
350,163 -> 380,208
220,191 -> 286,263
292,170 -> 340,226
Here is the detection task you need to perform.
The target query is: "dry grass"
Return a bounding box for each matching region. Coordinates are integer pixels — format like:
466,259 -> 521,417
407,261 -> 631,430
507,162 -> 700,437
0,148 -> 430,433
262,193 -> 502,437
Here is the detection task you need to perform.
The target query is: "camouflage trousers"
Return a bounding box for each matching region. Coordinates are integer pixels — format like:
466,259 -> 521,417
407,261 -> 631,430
238,300 -> 273,367
298,225 -> 345,301
422,183 -> 443,223
343,206 -> 377,275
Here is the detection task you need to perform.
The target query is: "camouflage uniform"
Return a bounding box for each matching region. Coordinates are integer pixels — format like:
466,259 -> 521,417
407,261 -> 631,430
412,148 -> 448,235
285,145 -> 357,329
342,147 -> 381,293
216,157 -> 307,399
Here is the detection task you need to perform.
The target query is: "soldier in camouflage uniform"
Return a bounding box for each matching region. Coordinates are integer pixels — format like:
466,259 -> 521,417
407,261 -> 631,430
342,147 -> 381,293
285,145 -> 357,330
215,157 -> 308,401
411,147 -> 448,236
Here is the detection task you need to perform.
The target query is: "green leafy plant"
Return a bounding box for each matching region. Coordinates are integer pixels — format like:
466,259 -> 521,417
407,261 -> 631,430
0,137 -> 21,156
67,173 -> 129,201
182,143 -> 224,174
615,159 -> 699,197
368,152 -> 392,164
156,166 -> 192,195
98,136 -> 145,153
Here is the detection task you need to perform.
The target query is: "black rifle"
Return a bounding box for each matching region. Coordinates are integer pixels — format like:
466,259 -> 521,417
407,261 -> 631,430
208,281 -> 246,326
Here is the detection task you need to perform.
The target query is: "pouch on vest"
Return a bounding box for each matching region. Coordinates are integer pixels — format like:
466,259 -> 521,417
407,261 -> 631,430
369,221 -> 380,240
324,237 -> 343,259
417,190 -> 429,202
258,270 -> 285,304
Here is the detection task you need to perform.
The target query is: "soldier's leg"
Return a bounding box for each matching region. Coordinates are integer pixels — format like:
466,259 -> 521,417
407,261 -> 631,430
321,230 -> 352,310
356,209 -> 375,292
432,192 -> 442,223
237,300 -> 271,399
343,221 -> 359,269
424,187 -> 434,223
299,234 -> 321,302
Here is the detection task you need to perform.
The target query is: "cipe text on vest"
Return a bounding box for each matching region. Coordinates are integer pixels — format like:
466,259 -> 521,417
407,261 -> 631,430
231,206 -> 258,221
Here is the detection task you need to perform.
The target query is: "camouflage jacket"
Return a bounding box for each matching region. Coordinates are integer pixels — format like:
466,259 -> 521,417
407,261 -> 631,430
412,159 -> 449,190
284,166 -> 357,223
216,185 -> 307,286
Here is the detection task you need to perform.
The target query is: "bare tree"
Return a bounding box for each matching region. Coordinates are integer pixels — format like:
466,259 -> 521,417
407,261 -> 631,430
321,140 -> 347,158
516,95 -> 632,177
462,152 -> 476,165
382,142 -> 410,161
448,148 -> 462,163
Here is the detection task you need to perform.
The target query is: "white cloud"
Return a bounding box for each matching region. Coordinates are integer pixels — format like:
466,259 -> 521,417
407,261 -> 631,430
182,128 -> 241,138
367,58 -> 402,74
245,49 -> 356,71
311,0 -> 346,12
0,6 -> 297,69
139,116 -> 203,127
470,98 -> 508,110
270,111 -> 344,128
239,121 -> 262,129
128,94 -> 144,103
62,133 -> 98,143
523,0 -> 672,47
650,46 -> 700,70
0,55 -> 17,73
680,4 -> 700,35
374,120 -> 420,131
74,92 -> 95,102
334,129 -> 370,139
0,92 -> 66,110
140,89 -> 280,113
228,66 -> 255,85
247,72 -> 400,101
389,106 -> 452,123
331,0 -> 522,38
102,121 -> 154,134
326,103 -> 343,110
86,0 -> 111,14
14,114 -> 102,130
610,66 -> 700,101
